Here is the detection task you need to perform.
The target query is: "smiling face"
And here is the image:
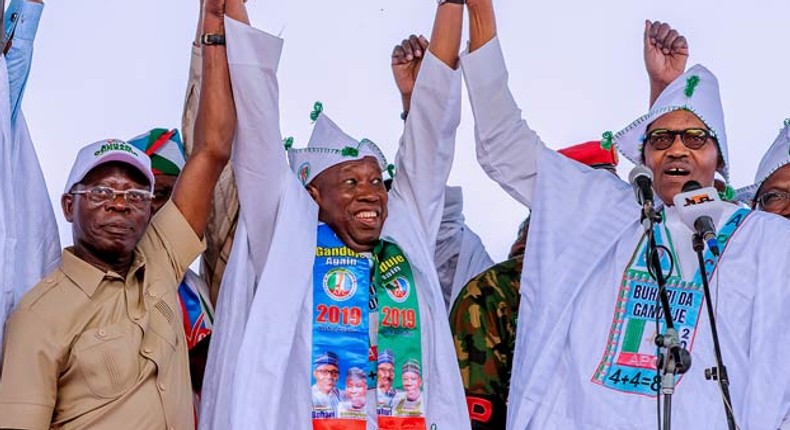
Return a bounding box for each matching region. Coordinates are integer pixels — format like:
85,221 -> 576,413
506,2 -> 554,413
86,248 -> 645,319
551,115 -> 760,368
643,110 -> 722,205
307,157 -> 388,252
313,364 -> 339,394
345,377 -> 367,409
61,162 -> 152,266
402,371 -> 422,401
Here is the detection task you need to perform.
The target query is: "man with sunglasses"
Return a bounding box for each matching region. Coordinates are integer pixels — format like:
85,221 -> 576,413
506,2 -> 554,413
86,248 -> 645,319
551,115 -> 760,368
0,0 -> 237,427
458,0 -> 790,428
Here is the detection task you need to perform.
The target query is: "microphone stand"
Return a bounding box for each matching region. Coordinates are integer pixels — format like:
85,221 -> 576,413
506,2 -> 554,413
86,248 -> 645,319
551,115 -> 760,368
692,234 -> 737,430
642,203 -> 691,430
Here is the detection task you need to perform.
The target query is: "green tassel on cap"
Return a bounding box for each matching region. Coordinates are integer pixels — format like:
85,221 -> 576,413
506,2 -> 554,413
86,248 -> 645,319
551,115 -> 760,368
283,136 -> 294,150
784,118 -> 790,127
684,75 -> 700,98
341,146 -> 359,157
719,183 -> 736,201
600,131 -> 613,150
310,101 -> 323,122
387,164 -> 396,179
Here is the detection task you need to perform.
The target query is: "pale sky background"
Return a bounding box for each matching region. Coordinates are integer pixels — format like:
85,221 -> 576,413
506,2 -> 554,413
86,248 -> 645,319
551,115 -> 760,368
24,0 -> 790,262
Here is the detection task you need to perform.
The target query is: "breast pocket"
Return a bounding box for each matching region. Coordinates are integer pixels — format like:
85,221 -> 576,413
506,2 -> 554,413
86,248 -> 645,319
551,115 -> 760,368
73,323 -> 139,399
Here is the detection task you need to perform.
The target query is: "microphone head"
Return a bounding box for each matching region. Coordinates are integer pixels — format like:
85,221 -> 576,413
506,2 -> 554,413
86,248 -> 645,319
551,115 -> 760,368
681,180 -> 702,193
628,165 -> 653,187
672,185 -> 723,235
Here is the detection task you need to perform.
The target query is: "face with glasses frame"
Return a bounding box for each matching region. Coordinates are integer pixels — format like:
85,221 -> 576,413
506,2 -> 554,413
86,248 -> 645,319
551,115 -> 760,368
754,164 -> 790,218
313,364 -> 340,394
642,110 -> 723,205
61,162 -> 153,264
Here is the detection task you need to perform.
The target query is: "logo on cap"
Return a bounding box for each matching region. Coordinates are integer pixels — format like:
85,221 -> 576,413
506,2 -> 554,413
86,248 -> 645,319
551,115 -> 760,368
93,139 -> 139,158
298,162 -> 311,185
323,268 -> 357,301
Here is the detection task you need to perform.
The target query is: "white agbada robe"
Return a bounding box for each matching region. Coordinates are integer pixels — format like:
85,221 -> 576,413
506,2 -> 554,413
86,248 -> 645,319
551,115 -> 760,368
0,53 -> 60,356
461,37 -> 790,430
435,186 -> 494,309
200,17 -> 470,430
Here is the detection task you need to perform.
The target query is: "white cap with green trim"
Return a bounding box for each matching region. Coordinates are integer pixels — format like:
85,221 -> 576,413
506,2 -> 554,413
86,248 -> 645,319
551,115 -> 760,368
613,64 -> 729,182
287,105 -> 387,186
736,119 -> 790,204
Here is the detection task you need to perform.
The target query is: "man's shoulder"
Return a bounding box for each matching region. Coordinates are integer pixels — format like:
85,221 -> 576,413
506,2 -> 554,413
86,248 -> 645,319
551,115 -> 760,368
12,266 -> 88,335
18,267 -> 75,312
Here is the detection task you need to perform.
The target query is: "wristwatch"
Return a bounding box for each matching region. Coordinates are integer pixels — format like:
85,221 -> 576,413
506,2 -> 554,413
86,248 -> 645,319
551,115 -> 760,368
437,0 -> 465,4
201,33 -> 226,46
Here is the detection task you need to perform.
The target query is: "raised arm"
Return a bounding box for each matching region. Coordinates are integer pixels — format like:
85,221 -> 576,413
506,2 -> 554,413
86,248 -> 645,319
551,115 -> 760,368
172,0 -> 237,238
224,6 -> 290,275
389,3 -> 463,246
181,0 -> 245,301
461,0 -> 545,208
5,0 -> 44,123
644,20 -> 688,107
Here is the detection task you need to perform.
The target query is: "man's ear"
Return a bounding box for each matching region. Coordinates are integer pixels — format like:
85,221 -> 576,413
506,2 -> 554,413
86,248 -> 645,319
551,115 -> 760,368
306,183 -> 321,203
61,194 -> 75,222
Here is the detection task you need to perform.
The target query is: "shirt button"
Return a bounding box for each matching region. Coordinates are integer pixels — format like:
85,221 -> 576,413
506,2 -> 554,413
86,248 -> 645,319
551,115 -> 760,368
159,382 -> 166,391
143,347 -> 153,354
96,329 -> 107,338
149,291 -> 158,298
132,314 -> 142,320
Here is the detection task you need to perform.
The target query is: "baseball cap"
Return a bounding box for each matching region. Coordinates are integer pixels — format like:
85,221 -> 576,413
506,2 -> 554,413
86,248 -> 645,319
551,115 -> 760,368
64,138 -> 155,194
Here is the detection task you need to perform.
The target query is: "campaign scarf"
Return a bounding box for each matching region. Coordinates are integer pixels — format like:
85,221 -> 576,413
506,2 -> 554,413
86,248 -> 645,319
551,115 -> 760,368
591,208 -> 749,395
311,224 -> 425,430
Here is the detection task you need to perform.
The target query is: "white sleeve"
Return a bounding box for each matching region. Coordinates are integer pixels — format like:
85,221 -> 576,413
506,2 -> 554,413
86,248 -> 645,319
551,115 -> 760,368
389,50 -> 462,252
460,37 -> 547,208
225,17 -> 290,276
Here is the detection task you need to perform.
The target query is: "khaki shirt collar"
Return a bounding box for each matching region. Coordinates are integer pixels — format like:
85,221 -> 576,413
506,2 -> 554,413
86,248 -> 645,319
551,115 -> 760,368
61,248 -> 147,298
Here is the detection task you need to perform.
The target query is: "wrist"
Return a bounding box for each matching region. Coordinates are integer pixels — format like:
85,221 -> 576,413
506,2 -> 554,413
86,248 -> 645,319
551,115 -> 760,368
400,93 -> 412,114
202,14 -> 225,34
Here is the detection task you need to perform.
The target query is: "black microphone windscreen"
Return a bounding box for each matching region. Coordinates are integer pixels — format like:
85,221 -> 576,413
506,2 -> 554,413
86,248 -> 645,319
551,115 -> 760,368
681,181 -> 702,193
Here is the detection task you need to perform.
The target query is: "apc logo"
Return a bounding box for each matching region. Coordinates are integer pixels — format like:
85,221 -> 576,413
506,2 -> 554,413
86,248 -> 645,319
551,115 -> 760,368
323,268 -> 357,302
385,277 -> 411,303
683,194 -> 713,206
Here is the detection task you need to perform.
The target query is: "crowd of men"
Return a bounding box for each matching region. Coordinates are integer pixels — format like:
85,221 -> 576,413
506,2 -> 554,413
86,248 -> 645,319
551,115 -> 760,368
0,0 -> 789,429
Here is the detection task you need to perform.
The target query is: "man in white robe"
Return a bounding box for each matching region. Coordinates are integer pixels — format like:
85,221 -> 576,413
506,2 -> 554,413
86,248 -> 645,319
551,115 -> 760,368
199,1 -> 470,429
459,0 -> 790,428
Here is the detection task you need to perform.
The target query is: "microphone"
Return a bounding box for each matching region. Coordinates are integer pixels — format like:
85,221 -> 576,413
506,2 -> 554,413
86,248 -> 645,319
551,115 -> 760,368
629,165 -> 654,208
672,181 -> 722,256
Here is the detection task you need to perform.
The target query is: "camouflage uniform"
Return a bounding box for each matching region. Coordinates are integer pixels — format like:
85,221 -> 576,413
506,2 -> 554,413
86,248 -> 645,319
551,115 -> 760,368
450,255 -> 523,430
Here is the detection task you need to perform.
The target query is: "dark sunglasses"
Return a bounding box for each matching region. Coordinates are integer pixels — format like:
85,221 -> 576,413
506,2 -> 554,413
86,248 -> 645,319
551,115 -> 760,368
643,128 -> 714,150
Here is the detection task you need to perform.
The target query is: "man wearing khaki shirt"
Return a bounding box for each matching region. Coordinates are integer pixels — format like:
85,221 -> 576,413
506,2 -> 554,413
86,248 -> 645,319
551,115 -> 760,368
0,0 -> 237,427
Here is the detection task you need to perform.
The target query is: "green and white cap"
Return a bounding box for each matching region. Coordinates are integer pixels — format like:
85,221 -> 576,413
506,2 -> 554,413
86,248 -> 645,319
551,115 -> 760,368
287,103 -> 388,186
64,138 -> 155,194
736,119 -> 790,204
613,64 -> 729,182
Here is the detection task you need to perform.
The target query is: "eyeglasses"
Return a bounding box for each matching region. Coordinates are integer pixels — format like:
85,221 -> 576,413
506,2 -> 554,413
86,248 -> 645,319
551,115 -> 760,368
644,128 -> 714,150
757,190 -> 790,212
71,186 -> 153,209
316,369 -> 339,377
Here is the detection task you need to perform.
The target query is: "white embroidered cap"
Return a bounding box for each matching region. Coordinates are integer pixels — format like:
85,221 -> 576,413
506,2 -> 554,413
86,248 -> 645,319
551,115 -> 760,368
64,138 -> 155,194
735,119 -> 790,204
287,105 -> 388,186
613,64 -> 729,182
